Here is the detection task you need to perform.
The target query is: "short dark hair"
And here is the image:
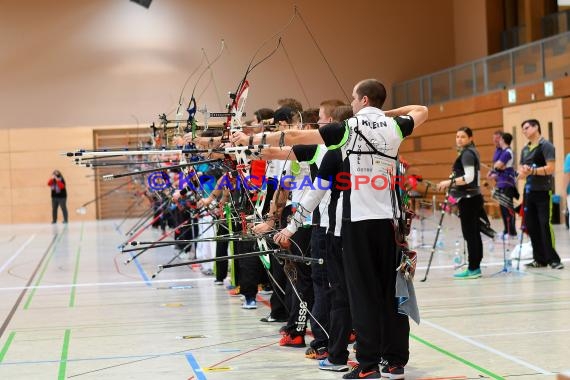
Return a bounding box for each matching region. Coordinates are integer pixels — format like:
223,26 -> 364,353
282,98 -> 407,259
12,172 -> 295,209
355,79 -> 386,108
254,108 -> 274,123
502,132 -> 513,145
493,129 -> 503,136
521,119 -> 541,134
457,126 -> 473,137
273,107 -> 294,124
301,108 -> 319,129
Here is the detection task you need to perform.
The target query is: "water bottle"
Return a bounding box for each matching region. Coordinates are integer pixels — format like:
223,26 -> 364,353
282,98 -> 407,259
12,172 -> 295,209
436,230 -> 445,248
453,240 -> 462,265
487,239 -> 495,253
411,227 -> 418,247
506,252 -> 512,268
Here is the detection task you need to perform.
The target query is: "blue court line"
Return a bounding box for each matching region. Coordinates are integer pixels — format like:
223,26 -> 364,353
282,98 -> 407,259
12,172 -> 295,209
130,254 -> 152,287
185,353 -> 207,380
113,225 -> 152,287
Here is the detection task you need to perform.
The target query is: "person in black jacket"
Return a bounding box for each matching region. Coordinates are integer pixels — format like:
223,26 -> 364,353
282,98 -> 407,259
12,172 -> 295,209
48,170 -> 68,224
437,127 -> 486,279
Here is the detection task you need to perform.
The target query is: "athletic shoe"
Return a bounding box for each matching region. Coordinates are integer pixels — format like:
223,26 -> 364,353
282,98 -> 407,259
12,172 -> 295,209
347,359 -> 359,368
258,284 -> 273,295
525,261 -> 547,268
381,365 -> 405,379
342,364 -> 380,379
305,346 -> 328,359
550,262 -> 564,269
318,358 -> 349,372
279,334 -> 306,347
453,268 -> 482,279
260,315 -> 287,323
241,299 -> 257,309
228,286 -> 241,296
213,280 -> 224,285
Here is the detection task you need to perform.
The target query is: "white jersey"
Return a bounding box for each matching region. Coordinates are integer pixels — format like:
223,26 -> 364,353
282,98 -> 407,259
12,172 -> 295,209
319,106 -> 414,222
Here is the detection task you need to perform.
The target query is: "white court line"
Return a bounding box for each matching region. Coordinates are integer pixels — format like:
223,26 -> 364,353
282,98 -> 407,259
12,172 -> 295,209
422,319 -> 553,375
0,276 -> 213,292
468,328 -> 570,338
416,257 -> 569,270
0,235 -> 36,274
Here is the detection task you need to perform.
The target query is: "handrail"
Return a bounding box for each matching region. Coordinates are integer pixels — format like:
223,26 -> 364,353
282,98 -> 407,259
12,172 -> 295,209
393,30 -> 570,107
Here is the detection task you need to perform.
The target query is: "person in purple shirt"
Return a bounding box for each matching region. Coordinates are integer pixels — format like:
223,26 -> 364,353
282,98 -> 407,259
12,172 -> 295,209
489,132 -> 518,237
491,130 -> 503,164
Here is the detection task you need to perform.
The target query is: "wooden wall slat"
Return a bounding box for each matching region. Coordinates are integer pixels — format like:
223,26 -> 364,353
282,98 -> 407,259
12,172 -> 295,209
93,128 -> 153,220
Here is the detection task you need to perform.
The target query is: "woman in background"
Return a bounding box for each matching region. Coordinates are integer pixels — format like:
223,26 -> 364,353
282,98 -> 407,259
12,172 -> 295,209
437,127 -> 486,279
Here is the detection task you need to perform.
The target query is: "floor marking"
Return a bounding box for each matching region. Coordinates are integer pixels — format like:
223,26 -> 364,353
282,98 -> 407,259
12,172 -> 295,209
185,353 -> 207,380
468,327 -> 570,338
58,329 -> 71,380
23,231 -> 66,309
203,366 -> 230,372
176,335 -> 208,340
0,234 -> 58,339
422,319 -> 553,375
161,303 -> 184,307
0,235 -> 35,274
0,331 -> 16,362
130,253 -> 152,287
417,258 -> 569,271
0,276 -> 212,292
410,334 -> 503,379
69,223 -> 84,307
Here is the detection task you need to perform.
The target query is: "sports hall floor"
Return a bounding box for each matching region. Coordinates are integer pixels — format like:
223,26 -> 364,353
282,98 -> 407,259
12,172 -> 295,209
0,213 -> 569,380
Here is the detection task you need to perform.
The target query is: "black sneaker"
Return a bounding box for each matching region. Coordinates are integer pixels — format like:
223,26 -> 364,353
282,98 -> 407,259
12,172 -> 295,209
525,261 -> 547,268
550,262 -> 564,269
260,315 -> 287,323
381,365 -> 405,379
342,365 -> 380,379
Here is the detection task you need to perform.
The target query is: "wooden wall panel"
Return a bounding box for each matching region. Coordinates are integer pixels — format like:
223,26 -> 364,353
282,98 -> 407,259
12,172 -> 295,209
0,125 -> 110,223
413,109 -> 503,137
0,153 -> 10,170
0,130 -> 10,152
428,91 -> 503,120
564,98 -> 570,119
0,206 -> 12,224
93,128 -> 155,220
0,187 -> 12,207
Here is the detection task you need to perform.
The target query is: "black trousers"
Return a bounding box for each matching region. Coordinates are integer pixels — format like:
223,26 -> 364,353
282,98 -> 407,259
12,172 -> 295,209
309,226 -> 330,347
497,188 -> 516,236
457,195 -> 484,271
524,191 -> 561,265
51,197 -> 68,223
326,234 -> 351,364
343,219 -> 409,370
268,253 -> 288,319
237,240 -> 263,301
283,226 -> 314,337
214,221 -> 230,282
